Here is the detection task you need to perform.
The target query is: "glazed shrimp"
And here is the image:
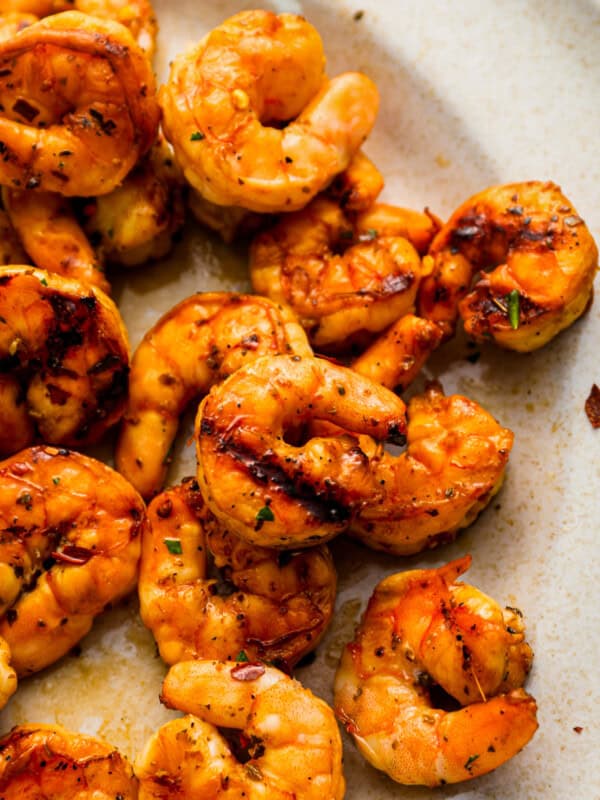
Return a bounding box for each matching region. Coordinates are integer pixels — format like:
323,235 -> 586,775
0,446 -> 145,676
418,181 -> 598,350
196,354 -> 407,548
115,293 -> 312,499
0,12 -> 37,40
0,637 -> 17,710
0,267 -> 129,456
81,134 -> 185,267
0,724 -> 138,798
135,659 -> 345,800
326,150 -> 385,213
160,9 -> 379,213
250,196 -> 439,350
0,210 -> 28,266
0,11 -> 159,197
3,188 -> 109,293
334,556 -> 538,786
140,479 -> 336,672
350,381 -> 513,555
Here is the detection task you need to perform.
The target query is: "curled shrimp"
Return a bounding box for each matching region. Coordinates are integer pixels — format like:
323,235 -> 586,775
135,659 -> 345,800
0,445 -> 145,676
140,479 -> 336,672
0,266 -> 129,455
0,638 -> 17,711
250,196 -> 439,350
115,292 -> 312,499
3,188 -> 109,293
81,134 -> 185,267
2,0 -> 157,57
0,11 -> 159,197
350,381 -> 513,555
160,9 -> 378,213
418,181 -> 598,350
0,723 -> 138,797
196,354 -> 407,549
334,555 -> 538,787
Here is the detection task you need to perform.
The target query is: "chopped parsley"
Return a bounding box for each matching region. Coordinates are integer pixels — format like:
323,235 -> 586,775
164,537 -> 182,555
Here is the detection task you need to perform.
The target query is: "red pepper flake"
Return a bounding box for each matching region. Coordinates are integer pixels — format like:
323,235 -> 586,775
584,384 -> 600,428
573,726 -> 583,734
51,545 -> 94,565
231,662 -> 266,682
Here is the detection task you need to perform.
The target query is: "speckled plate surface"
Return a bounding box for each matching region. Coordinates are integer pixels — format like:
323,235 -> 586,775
1,1 -> 599,798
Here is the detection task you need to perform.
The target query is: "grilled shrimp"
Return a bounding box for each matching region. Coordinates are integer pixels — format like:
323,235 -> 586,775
250,196 -> 438,350
350,381 -> 513,555
334,556 -> 538,787
140,479 -> 336,672
0,211 -> 28,266
115,293 -> 312,499
3,188 -> 109,293
160,9 -> 378,213
81,134 -> 185,267
0,446 -> 145,676
196,354 -> 407,548
418,181 -> 598,350
0,11 -> 159,197
2,0 -> 157,57
326,150 -> 384,213
0,723 -> 138,797
135,659 -> 345,800
0,267 -> 129,455
0,638 -> 17,710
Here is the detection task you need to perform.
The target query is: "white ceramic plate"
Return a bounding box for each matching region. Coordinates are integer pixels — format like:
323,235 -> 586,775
1,1 -> 599,797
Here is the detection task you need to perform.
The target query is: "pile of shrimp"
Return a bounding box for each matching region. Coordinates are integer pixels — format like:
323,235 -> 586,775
0,2 -> 596,797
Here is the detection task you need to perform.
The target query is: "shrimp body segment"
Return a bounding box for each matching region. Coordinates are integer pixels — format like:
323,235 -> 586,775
140,480 -> 336,672
196,354 -> 408,548
115,292 -> 312,499
160,9 -> 378,213
350,381 -> 513,555
0,636 -> 17,710
0,723 -> 138,798
0,446 -> 145,676
0,267 -> 129,455
0,11 -> 159,197
418,181 -> 598,350
135,659 -> 345,800
334,556 -> 538,786
250,196 -> 435,350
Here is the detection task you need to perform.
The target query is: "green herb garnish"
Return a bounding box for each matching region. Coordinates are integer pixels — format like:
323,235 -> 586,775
464,754 -> 480,771
190,131 -> 205,141
256,506 -> 275,522
236,650 -> 249,662
506,289 -> 520,330
164,537 -> 182,555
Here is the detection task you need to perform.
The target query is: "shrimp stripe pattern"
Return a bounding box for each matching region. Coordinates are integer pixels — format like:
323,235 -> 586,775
115,292 -> 312,499
160,9 -> 378,213
349,381 -> 514,555
0,11 -> 160,197
0,267 -> 129,456
418,181 -> 598,350
135,660 -> 345,799
139,479 -> 336,671
0,446 -> 145,676
196,354 -> 408,548
0,724 -> 138,798
334,556 -> 538,786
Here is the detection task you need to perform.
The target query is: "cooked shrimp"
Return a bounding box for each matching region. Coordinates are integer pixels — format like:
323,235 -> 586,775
0,12 -> 37,41
115,293 -> 312,499
3,188 -> 109,293
0,637 -> 17,710
196,354 -> 407,548
350,381 -> 513,555
140,479 -> 336,672
0,723 -> 138,797
135,659 -> 345,800
160,9 -> 378,213
0,445 -> 145,676
0,11 -> 159,197
250,197 -> 438,350
0,210 -> 28,266
2,0 -> 157,57
352,313 -> 443,392
81,134 -> 185,267
418,181 -> 598,350
325,150 -> 384,213
0,266 -> 129,455
334,555 -> 538,786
